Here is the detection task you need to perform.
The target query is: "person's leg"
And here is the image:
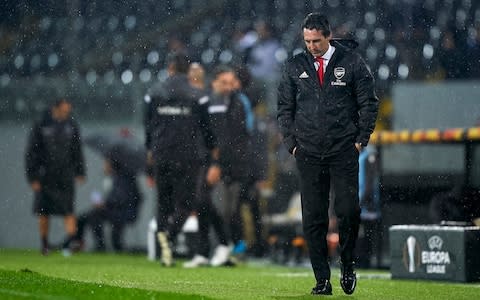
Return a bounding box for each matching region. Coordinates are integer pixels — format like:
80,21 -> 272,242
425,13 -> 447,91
168,163 -> 200,240
154,162 -> 177,266
196,182 -> 213,257
246,183 -> 264,256
155,163 -> 174,233
75,213 -> 87,241
224,182 -> 242,244
38,215 -> 49,255
90,208 -> 107,251
62,214 -> 77,251
295,156 -> 331,282
111,222 -> 125,252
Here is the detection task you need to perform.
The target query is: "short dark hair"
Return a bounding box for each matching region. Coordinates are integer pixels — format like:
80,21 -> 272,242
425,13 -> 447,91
166,52 -> 190,74
212,65 -> 234,79
302,13 -> 331,37
52,98 -> 70,108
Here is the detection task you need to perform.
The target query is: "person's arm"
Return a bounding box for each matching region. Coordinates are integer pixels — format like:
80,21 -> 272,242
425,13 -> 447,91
277,61 -> 298,154
25,123 -> 43,190
194,95 -> 222,185
353,54 -> 379,147
71,121 -> 86,181
195,96 -> 217,152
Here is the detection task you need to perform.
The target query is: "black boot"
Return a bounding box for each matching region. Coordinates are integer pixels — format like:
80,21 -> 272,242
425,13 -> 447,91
340,263 -> 357,295
311,279 -> 332,295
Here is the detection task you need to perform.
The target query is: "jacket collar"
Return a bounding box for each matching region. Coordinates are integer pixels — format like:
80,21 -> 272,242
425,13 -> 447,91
303,47 -> 345,88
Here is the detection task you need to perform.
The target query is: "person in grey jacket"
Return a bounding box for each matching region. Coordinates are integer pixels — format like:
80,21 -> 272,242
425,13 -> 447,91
277,13 -> 378,295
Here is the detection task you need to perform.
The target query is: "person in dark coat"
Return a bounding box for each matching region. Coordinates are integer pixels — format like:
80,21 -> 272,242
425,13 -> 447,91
184,66 -> 253,267
206,66 -> 253,248
277,13 -> 378,295
25,99 -> 86,256
144,52 -> 219,266
74,154 -> 142,252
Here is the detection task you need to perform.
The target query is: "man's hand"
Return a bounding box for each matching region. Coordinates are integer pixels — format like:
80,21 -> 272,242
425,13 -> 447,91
31,180 -> 41,192
75,176 -> 86,185
355,143 -> 363,153
206,165 -> 221,186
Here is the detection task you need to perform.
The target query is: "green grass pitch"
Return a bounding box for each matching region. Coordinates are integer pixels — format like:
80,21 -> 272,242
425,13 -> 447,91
0,249 -> 478,299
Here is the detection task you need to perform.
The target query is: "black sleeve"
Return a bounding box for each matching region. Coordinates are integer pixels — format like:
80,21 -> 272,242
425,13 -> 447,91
194,99 -> 216,151
353,54 -> 379,146
276,61 -> 298,154
71,121 -> 86,177
25,123 -> 43,183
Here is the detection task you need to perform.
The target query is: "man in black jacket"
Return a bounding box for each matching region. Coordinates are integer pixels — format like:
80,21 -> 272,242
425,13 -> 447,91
25,99 -> 86,256
277,13 -> 378,295
74,155 -> 142,252
184,66 -> 253,268
144,52 -> 219,266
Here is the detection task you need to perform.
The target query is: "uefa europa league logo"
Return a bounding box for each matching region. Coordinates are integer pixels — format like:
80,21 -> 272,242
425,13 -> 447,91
403,235 -> 420,273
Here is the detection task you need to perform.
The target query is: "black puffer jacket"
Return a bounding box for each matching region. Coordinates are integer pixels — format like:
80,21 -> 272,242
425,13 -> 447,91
277,40 -> 378,158
144,74 -> 216,163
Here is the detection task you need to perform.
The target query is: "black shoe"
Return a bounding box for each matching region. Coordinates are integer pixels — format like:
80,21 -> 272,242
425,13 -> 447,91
311,279 -> 332,295
340,264 -> 357,295
41,246 -> 49,256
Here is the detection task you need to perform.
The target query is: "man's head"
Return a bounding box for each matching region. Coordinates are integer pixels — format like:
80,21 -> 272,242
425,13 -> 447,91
211,65 -> 236,97
302,13 -> 332,58
166,52 -> 190,75
188,62 -> 206,89
51,99 -> 72,121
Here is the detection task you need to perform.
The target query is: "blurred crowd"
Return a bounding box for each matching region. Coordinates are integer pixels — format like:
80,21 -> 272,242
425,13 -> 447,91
2,0 -> 480,119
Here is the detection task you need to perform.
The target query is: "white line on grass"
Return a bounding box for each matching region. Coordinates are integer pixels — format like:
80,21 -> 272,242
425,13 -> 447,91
265,272 -> 391,280
0,288 -> 73,300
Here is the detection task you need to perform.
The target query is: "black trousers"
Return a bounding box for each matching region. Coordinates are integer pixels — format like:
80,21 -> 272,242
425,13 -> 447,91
295,145 -> 360,281
76,207 -> 125,251
237,178 -> 263,248
196,170 -> 229,257
154,160 -> 200,241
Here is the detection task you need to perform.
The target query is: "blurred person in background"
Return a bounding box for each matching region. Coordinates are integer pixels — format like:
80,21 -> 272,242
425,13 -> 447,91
277,13 -> 378,295
73,155 -> 142,252
184,66 -> 253,267
188,62 -> 206,90
25,98 -> 86,256
144,52 -> 219,267
231,71 -> 268,257
245,20 -> 282,113
438,29 -> 468,79
356,145 -> 382,268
